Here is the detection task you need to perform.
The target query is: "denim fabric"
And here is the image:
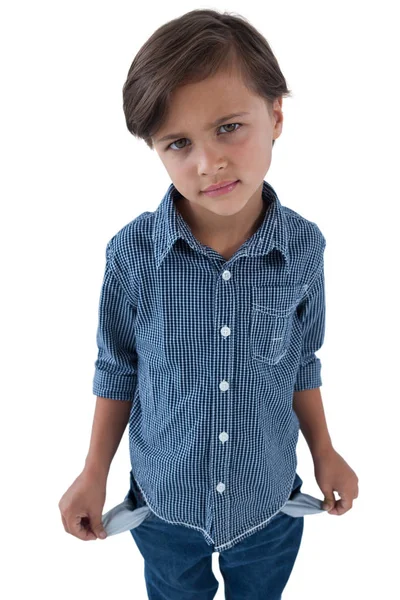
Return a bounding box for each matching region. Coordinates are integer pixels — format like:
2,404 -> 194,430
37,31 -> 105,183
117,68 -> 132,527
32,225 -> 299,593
92,179 -> 326,551
127,470 -> 304,599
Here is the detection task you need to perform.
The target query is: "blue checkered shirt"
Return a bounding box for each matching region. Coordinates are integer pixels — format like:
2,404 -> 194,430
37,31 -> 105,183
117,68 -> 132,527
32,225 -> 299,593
92,180 -> 326,551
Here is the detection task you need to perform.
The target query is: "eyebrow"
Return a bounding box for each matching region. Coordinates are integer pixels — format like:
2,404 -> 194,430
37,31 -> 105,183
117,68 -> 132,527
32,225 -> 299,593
156,112 -> 251,144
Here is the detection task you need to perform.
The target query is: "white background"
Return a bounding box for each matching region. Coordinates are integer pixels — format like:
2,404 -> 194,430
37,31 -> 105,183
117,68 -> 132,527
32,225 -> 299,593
1,1 -> 399,598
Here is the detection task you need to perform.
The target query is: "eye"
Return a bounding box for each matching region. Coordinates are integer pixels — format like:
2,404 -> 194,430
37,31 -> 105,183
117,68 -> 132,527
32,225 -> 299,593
166,122 -> 243,152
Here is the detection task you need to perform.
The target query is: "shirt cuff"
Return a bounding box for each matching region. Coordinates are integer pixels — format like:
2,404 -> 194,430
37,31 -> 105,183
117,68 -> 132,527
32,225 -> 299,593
294,356 -> 322,391
92,371 -> 137,401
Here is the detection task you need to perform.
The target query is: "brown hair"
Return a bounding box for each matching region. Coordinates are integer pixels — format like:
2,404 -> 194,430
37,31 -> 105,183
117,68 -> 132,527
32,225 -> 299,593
122,9 -> 292,150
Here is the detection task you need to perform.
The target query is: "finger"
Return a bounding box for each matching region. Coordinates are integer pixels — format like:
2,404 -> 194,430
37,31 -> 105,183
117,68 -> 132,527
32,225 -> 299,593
66,516 -> 97,541
338,498 -> 352,512
91,520 -> 107,540
331,498 -> 352,515
75,525 -> 97,541
82,527 -> 97,541
323,493 -> 336,510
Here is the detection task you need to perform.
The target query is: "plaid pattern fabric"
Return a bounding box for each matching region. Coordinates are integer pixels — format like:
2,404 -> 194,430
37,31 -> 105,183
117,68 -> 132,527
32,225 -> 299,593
92,180 -> 326,551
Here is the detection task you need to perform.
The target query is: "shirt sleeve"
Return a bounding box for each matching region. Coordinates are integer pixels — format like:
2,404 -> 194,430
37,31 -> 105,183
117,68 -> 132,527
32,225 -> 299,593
294,251 -> 326,392
92,243 -> 138,401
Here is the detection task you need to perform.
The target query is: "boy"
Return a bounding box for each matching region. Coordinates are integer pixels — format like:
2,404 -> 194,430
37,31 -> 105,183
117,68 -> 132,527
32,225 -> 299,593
59,8 -> 359,599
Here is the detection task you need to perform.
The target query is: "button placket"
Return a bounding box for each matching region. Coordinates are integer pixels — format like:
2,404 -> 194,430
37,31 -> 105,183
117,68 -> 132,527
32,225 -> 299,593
216,269 -> 232,497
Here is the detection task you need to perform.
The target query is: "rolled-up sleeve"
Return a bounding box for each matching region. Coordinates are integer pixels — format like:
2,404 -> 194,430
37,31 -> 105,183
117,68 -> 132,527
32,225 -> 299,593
92,244 -> 138,401
294,256 -> 326,392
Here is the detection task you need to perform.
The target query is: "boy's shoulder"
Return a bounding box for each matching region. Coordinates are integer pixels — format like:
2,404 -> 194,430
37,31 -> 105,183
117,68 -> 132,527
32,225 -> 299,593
105,210 -> 154,263
102,210 -> 154,303
281,205 -> 326,250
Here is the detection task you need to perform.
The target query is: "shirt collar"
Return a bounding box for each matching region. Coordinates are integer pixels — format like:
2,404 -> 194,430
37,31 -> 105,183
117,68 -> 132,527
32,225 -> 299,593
153,180 -> 290,271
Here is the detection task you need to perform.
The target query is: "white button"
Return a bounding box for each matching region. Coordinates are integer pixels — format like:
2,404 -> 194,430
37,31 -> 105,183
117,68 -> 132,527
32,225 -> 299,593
216,482 -> 225,493
220,325 -> 231,337
222,270 -> 231,280
219,380 -> 229,392
219,432 -> 229,443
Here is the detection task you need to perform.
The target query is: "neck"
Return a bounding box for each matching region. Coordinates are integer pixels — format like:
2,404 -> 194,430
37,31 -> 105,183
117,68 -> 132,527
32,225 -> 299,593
175,188 -> 268,243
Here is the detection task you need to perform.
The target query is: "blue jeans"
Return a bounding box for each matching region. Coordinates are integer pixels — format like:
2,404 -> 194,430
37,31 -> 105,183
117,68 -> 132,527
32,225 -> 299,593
126,472 -> 304,599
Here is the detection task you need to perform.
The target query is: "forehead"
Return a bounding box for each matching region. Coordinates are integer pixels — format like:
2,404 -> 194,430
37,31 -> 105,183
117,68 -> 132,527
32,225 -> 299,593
170,70 -> 257,113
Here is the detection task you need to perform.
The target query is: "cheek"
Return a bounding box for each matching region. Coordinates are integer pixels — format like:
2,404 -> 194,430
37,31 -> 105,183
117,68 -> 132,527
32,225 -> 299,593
233,137 -> 262,166
159,158 -> 184,182
236,139 -> 272,179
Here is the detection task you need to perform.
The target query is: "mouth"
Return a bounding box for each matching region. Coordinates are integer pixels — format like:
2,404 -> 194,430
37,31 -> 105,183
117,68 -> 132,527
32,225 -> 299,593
202,180 -> 240,197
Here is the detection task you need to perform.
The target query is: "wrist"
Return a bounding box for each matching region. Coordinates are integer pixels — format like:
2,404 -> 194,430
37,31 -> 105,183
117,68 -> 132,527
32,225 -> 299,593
311,441 -> 335,460
83,459 -> 109,481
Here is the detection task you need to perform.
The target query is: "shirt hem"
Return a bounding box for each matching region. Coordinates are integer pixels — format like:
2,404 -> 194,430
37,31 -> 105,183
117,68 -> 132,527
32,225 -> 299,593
135,470 -> 298,552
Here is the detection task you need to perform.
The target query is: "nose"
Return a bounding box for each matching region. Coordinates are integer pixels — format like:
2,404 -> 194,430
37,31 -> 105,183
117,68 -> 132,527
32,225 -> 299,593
196,143 -> 228,176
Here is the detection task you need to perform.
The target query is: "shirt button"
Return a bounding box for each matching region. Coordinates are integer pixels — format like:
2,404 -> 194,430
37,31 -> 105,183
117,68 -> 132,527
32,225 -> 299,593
222,270 -> 231,280
219,432 -> 229,443
220,325 -> 231,337
219,380 -> 229,392
216,482 -> 225,493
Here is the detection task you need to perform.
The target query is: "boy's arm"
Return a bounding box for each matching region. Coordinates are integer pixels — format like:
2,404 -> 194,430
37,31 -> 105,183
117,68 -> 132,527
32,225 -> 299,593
292,387 -> 333,457
92,239 -> 138,401
84,396 -> 132,480
86,240 -> 138,479
292,239 -> 333,457
293,257 -> 325,393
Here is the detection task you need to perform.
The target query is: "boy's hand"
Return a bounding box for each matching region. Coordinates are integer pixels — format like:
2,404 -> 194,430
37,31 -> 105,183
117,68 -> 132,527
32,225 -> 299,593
313,447 -> 359,515
58,470 -> 108,541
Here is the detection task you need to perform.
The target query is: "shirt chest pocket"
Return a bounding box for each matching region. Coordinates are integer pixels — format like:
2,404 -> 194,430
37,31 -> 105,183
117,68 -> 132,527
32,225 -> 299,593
250,285 -> 304,365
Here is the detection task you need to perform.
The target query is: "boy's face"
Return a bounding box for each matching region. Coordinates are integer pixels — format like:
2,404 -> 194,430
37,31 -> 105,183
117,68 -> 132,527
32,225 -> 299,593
152,68 -> 283,223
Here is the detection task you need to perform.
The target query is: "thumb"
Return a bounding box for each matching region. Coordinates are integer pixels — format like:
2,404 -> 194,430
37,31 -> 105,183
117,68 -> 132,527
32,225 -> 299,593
92,519 -> 107,539
323,493 -> 335,511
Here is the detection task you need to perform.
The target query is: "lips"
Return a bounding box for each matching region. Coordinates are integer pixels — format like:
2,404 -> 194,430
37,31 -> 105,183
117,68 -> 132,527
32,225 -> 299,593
202,180 -> 238,193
